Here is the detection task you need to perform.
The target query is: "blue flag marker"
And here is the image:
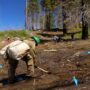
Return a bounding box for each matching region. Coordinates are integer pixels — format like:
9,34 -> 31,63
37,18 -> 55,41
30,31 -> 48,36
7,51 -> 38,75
87,51 -> 90,54
72,77 -> 78,86
0,65 -> 3,68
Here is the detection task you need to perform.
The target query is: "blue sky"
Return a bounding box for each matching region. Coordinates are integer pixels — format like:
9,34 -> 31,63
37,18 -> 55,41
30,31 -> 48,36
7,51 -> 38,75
0,0 -> 26,31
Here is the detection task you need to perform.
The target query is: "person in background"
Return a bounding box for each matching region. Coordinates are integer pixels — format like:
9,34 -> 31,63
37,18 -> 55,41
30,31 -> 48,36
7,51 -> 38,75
5,37 -> 13,43
53,36 -> 63,43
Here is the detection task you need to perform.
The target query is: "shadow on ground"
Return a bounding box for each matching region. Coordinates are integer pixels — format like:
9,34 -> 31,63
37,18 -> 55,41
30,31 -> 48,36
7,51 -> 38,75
40,39 -> 52,43
40,38 -> 81,44
0,74 -> 28,86
38,33 -> 64,37
43,28 -> 63,32
63,38 -> 81,42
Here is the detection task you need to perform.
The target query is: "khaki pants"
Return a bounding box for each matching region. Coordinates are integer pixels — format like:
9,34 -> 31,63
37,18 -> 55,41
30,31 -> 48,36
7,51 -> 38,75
8,59 -> 18,83
8,54 -> 35,83
23,54 -> 35,76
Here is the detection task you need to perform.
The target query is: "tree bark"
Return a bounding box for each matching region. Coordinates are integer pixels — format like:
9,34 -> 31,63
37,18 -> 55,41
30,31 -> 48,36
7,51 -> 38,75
81,0 -> 88,39
62,4 -> 67,34
32,13 -> 34,30
82,19 -> 88,39
45,11 -> 51,30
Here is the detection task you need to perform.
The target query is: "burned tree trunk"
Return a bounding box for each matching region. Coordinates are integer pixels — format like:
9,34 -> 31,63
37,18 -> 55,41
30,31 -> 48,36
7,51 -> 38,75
45,11 -> 51,31
62,4 -> 67,35
81,0 -> 88,39
82,19 -> 88,39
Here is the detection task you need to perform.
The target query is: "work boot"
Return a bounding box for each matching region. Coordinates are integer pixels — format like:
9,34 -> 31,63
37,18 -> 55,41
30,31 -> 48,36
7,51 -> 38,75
26,70 -> 34,77
25,71 -> 35,80
8,77 -> 15,84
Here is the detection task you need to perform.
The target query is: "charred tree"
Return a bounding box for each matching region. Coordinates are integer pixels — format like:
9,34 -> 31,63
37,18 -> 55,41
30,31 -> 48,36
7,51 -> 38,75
45,11 -> 51,30
81,0 -> 88,39
62,1 -> 67,35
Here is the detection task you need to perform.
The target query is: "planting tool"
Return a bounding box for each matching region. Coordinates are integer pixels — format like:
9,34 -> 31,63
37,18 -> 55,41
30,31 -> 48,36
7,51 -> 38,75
35,66 -> 51,74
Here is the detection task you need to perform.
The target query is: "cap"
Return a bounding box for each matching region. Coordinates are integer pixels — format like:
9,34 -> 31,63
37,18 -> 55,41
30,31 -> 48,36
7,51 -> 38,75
32,36 -> 40,44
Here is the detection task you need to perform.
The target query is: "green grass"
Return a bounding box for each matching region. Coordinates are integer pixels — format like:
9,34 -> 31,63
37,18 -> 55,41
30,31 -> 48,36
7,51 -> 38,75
0,29 -> 89,40
74,28 -> 90,38
88,28 -> 90,36
0,30 -> 32,39
63,27 -> 90,39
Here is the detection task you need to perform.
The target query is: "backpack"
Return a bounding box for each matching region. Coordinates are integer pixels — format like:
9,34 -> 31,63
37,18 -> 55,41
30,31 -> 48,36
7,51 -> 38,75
0,40 -> 30,60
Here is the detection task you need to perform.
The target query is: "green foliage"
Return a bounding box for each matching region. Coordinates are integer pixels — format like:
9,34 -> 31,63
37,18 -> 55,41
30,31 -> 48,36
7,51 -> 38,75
28,0 -> 40,14
26,0 -> 40,30
25,0 -> 90,40
41,0 -> 58,11
41,0 -> 59,30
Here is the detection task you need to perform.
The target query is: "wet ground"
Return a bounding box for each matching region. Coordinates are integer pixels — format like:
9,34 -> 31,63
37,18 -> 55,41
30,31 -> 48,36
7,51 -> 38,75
0,38 -> 90,90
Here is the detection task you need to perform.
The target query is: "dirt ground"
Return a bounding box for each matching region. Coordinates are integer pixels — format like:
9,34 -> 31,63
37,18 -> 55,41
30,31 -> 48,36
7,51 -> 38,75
0,34 -> 90,90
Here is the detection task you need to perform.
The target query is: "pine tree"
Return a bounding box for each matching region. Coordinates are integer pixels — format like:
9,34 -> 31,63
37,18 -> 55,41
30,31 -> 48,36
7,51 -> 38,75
26,0 -> 40,30
41,0 -> 58,30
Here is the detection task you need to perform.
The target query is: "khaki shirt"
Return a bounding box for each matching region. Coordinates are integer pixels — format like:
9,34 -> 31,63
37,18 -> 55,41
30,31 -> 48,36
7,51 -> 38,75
23,40 -> 36,59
